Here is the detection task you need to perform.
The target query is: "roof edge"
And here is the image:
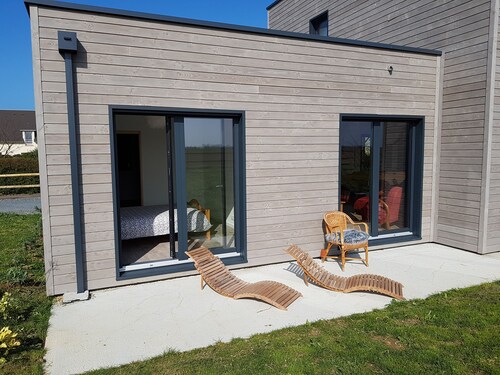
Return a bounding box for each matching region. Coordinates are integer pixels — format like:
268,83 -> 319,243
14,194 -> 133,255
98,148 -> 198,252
266,0 -> 284,11
24,0 -> 442,57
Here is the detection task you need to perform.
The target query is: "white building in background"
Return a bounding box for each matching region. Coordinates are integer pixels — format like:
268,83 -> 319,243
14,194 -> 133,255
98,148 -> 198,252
0,110 -> 37,155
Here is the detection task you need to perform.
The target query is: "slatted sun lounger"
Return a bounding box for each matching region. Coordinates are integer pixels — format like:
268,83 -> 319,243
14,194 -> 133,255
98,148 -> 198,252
285,245 -> 405,300
186,247 -> 302,310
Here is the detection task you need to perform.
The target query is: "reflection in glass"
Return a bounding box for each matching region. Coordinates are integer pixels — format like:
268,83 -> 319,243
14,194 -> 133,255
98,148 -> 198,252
378,122 -> 409,232
340,122 -> 373,230
340,120 -> 411,235
184,118 -> 235,250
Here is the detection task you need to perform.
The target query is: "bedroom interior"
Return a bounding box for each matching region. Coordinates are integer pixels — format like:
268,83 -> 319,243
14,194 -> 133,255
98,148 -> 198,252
114,114 -> 236,272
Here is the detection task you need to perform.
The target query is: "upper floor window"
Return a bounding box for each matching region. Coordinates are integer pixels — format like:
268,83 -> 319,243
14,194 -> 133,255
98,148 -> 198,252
310,11 -> 328,36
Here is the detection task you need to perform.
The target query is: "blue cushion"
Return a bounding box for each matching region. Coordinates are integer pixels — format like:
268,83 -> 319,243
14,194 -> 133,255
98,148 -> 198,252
325,229 -> 369,245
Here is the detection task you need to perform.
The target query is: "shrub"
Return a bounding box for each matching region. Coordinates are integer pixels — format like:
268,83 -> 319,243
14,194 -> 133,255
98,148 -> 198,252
0,326 -> 21,365
0,215 -> 50,371
18,150 -> 38,159
0,292 -> 21,365
0,157 -> 39,173
0,157 -> 39,196
0,293 -> 12,320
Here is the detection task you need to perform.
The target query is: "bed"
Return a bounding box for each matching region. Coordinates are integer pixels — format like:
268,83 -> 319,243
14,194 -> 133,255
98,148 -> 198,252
120,204 -> 212,241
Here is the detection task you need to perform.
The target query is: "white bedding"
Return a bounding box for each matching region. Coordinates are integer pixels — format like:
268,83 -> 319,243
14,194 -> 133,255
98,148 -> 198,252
120,205 -> 212,240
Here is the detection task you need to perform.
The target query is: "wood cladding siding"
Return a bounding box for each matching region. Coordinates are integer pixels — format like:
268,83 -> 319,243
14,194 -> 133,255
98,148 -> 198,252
30,6 -> 56,295
269,0 -> 331,34
489,10 -> 500,253
269,0 -> 493,253
32,5 -> 438,294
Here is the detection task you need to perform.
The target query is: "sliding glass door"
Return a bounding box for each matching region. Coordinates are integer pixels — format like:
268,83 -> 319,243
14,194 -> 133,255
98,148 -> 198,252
112,110 -> 244,274
378,122 -> 410,234
184,118 -> 235,251
339,121 -> 374,230
175,116 -> 238,260
340,116 -> 423,241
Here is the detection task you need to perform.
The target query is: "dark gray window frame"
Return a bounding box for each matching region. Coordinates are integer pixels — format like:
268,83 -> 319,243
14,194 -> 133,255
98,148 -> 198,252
309,11 -> 329,36
109,106 -> 247,281
339,114 -> 425,246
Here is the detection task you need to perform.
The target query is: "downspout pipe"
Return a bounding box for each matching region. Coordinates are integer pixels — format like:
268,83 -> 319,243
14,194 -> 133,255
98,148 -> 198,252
58,31 -> 86,295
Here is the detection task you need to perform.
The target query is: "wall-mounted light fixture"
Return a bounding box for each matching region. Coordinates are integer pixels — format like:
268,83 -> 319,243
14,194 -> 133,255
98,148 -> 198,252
388,66 -> 394,75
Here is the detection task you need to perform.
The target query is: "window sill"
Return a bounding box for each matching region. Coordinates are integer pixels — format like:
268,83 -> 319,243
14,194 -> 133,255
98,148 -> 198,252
368,234 -> 422,247
117,253 -> 247,280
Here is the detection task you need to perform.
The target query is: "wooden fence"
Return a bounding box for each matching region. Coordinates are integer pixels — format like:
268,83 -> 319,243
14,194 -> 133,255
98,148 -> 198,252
0,173 -> 40,190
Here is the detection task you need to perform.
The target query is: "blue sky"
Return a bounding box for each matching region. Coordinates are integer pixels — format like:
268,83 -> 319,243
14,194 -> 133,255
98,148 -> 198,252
0,0 -> 271,110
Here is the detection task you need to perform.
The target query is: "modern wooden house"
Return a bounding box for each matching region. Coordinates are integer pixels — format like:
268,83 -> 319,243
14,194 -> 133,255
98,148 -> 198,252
26,0 -> 445,296
268,0 -> 500,255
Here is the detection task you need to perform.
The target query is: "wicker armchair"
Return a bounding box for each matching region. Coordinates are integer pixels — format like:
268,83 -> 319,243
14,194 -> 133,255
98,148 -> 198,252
322,211 -> 369,271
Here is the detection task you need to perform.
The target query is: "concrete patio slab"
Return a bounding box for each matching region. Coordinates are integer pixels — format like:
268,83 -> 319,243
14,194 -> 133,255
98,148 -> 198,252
44,243 -> 500,375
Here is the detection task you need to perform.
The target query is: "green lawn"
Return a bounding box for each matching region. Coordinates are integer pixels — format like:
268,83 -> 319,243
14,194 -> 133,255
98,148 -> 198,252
0,213 -> 499,375
88,281 -> 500,375
0,213 -> 52,375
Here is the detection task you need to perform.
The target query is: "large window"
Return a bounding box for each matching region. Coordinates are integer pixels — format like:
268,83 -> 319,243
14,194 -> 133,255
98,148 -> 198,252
310,11 -> 328,36
339,116 -> 424,243
184,118 -> 235,254
111,109 -> 245,277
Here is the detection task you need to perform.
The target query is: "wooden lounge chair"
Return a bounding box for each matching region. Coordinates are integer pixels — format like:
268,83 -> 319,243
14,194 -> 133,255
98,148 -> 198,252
285,245 -> 404,300
186,247 -> 302,310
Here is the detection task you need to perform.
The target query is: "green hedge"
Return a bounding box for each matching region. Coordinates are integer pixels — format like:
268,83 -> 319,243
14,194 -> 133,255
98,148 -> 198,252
0,153 -> 40,196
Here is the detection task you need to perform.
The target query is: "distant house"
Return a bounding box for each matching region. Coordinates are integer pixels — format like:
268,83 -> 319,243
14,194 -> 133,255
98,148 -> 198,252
0,110 -> 37,155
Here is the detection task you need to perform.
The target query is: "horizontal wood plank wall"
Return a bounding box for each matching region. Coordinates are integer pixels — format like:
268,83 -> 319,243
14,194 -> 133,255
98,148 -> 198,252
269,0 -> 334,34
29,6 -> 55,295
489,11 -> 500,253
270,0 -> 492,253
35,6 -> 437,294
